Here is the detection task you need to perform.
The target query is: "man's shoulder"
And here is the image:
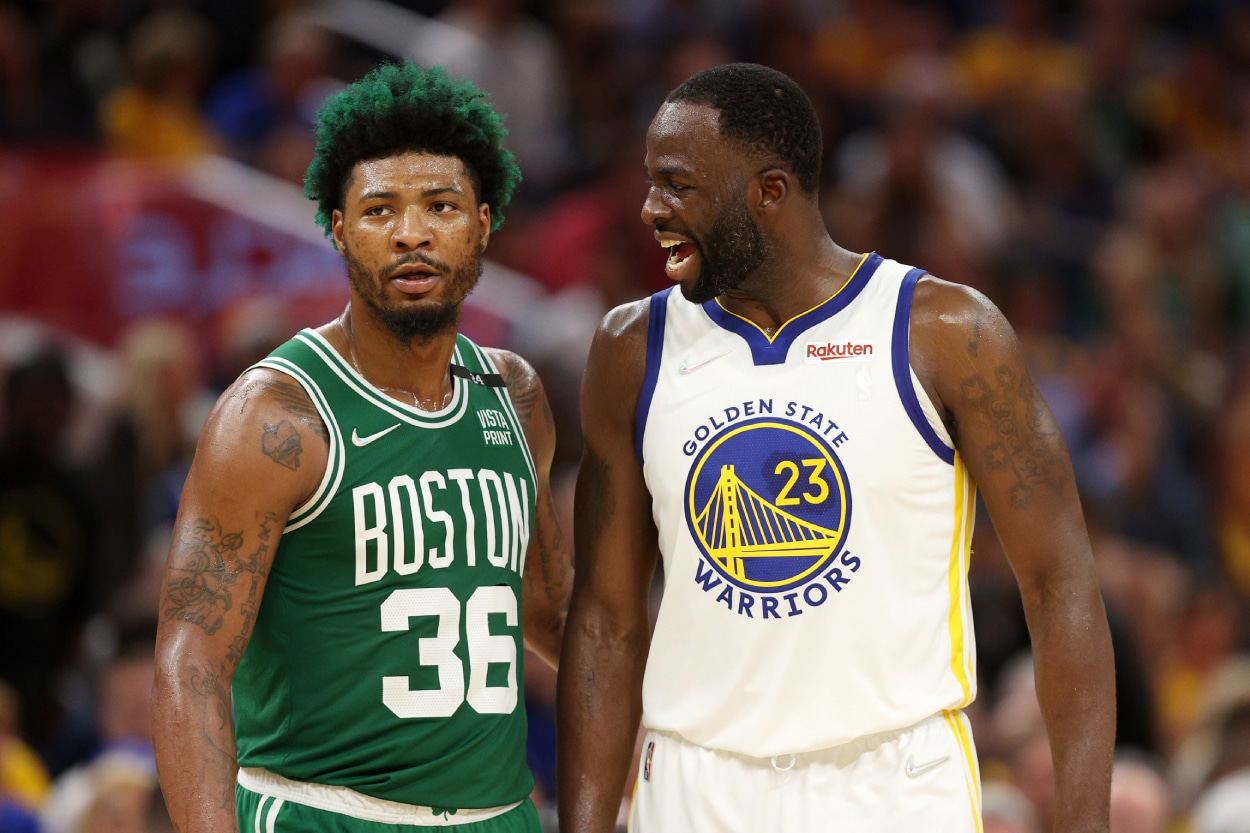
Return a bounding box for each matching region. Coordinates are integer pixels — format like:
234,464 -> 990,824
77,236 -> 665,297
597,297 -> 653,344
909,274 -> 994,339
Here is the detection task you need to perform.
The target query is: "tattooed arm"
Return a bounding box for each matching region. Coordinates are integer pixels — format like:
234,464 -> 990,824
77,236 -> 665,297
558,302 -> 659,833
152,369 -> 328,833
911,278 -> 1114,833
488,349 -> 572,669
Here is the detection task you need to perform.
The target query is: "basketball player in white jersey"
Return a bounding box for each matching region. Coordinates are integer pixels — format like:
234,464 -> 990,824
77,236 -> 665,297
558,63 -> 1115,832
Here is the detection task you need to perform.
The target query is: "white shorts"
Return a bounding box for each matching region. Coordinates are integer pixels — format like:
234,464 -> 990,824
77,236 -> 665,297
628,711 -> 983,833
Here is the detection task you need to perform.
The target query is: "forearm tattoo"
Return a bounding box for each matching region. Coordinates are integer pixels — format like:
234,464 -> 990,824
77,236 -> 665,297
184,661 -> 239,809
530,493 -> 572,620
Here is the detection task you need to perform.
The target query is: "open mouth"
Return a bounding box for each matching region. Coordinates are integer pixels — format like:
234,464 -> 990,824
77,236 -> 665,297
659,235 -> 699,280
389,264 -> 442,295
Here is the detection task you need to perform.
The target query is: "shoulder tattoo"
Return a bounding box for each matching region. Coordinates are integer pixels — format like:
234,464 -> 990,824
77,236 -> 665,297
262,420 -> 302,470
497,355 -> 547,435
266,376 -> 330,444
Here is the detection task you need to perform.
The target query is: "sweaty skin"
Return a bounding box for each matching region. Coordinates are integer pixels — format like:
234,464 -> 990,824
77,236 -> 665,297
557,100 -> 1114,833
152,152 -> 571,833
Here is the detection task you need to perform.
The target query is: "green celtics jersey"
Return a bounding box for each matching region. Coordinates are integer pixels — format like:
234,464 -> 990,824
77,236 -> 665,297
233,328 -> 537,810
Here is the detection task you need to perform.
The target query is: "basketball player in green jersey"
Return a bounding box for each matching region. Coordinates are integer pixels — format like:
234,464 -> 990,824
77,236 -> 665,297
151,62 -> 571,833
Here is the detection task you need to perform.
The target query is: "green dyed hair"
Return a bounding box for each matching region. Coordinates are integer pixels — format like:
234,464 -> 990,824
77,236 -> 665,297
304,61 -> 521,235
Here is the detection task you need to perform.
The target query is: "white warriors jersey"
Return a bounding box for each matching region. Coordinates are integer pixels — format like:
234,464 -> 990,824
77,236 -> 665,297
637,252 -> 977,758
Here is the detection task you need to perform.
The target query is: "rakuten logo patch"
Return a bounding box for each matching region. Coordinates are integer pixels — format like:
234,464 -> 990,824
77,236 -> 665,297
805,341 -> 875,363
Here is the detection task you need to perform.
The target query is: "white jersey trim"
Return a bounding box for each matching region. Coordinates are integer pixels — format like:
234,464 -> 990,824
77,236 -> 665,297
237,768 -> 523,826
250,357 -> 344,532
294,330 -> 471,428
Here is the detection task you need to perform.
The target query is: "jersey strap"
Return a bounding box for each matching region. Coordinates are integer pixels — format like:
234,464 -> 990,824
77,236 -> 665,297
450,364 -> 507,388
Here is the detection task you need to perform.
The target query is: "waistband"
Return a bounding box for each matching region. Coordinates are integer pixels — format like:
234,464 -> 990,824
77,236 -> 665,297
649,709 -> 963,767
237,767 -> 523,826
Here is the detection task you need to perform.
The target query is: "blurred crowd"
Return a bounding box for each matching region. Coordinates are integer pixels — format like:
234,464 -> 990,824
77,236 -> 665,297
2,0 -> 1250,830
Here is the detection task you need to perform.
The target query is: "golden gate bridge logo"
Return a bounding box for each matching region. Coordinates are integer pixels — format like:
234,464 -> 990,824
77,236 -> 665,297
686,420 -> 850,592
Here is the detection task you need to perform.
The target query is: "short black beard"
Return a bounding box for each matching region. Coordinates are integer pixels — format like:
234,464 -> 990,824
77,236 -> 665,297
346,251 -> 483,343
683,198 -> 768,304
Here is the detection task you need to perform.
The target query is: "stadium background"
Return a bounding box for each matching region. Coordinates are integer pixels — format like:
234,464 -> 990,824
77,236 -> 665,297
1,0 -> 1249,829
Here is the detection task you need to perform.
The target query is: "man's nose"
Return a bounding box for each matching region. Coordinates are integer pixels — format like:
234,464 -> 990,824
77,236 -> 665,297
392,205 -> 432,250
640,186 -> 671,226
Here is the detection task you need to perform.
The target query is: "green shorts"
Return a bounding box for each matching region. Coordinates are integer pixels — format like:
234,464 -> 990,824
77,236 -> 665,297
236,775 -> 540,833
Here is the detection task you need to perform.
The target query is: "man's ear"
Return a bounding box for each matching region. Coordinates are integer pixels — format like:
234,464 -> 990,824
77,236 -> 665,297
478,203 -> 492,252
331,209 -> 346,257
755,169 -> 789,214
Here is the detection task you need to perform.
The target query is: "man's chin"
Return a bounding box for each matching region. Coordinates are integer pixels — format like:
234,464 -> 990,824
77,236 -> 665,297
678,273 -> 718,305
376,302 -> 462,342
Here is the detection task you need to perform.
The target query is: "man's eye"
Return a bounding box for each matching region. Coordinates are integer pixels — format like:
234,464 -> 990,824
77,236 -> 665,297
431,202 -> 456,213
364,206 -> 391,216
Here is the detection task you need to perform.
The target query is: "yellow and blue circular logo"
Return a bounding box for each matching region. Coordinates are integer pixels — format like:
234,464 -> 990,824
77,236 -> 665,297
684,417 -> 851,593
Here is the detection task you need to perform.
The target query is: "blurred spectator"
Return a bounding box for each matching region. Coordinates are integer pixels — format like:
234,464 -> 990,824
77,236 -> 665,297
1171,656 -> 1250,813
810,0 -> 916,129
982,779 -> 1040,833
40,746 -> 157,833
1215,379 -> 1250,595
1156,586 -> 1242,753
1078,0 -> 1159,182
205,11 -> 341,182
954,0 -> 1086,117
1068,362 -> 1219,576
0,349 -> 96,750
1109,754 -> 1171,833
1098,162 -> 1229,362
90,319 -> 208,602
1142,34 -> 1240,166
39,631 -> 157,833
0,680 -> 49,815
99,10 -> 221,158
828,54 -> 1014,291
412,0 -> 570,197
207,295 -> 295,394
1008,81 -> 1117,335
1192,768 -> 1250,833
0,0 -> 119,144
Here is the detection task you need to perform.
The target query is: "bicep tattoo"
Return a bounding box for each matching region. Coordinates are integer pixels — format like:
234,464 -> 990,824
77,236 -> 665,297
959,365 -> 1067,508
162,513 -> 278,651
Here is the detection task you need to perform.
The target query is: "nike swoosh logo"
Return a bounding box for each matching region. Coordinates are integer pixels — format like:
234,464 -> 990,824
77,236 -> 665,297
904,754 -> 950,778
678,350 -> 731,375
351,424 -> 401,447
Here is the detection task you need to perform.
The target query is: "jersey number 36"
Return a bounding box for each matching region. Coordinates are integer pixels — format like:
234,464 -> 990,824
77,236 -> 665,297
380,585 -> 518,718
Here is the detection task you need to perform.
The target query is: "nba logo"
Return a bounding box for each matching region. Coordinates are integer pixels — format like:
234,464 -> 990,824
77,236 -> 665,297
643,741 -> 655,781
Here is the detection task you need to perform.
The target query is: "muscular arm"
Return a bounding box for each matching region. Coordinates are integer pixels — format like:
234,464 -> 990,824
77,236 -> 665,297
558,303 -> 659,833
491,350 -> 572,669
911,278 -> 1115,833
151,370 -> 327,833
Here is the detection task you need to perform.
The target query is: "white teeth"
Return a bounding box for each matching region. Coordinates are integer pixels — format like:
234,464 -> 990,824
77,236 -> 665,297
658,237 -> 685,248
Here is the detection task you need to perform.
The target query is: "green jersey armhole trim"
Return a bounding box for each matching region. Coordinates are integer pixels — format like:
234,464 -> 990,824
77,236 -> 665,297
468,341 -> 538,488
252,357 -> 345,532
293,330 -> 471,428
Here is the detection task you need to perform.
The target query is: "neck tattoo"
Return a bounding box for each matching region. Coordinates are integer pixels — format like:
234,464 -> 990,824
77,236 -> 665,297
339,314 -> 453,412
